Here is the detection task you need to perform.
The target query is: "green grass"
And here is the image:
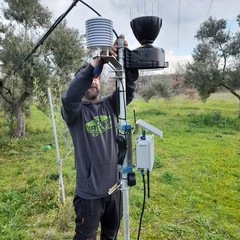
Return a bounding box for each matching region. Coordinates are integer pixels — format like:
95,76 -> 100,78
0,92 -> 240,239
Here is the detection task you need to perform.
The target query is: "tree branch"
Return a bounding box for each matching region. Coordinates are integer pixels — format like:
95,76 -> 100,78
19,89 -> 31,104
220,83 -> 240,101
0,78 -> 13,105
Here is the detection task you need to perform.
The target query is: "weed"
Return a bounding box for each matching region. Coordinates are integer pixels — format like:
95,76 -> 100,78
159,171 -> 180,185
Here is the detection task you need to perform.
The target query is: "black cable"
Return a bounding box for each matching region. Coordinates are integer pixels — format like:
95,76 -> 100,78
7,0 -> 119,79
107,63 -> 127,122
137,170 -> 146,240
118,77 -> 127,121
115,81 -> 120,134
3,0 -> 80,118
116,135 -> 127,165
147,169 -> 150,198
13,0 -> 80,75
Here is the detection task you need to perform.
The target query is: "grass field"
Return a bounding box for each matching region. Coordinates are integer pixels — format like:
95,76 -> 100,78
0,92 -> 240,239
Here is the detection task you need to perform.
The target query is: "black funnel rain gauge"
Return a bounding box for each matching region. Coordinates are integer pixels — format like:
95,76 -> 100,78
125,15 -> 169,69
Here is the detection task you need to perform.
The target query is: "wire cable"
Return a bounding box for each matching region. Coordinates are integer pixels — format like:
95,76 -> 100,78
13,0 -> 81,75
118,77 -> 127,122
176,0 -> 181,59
116,135 -> 127,165
137,170 -> 146,240
206,0 -> 214,19
107,63 -> 127,122
4,0 -> 119,83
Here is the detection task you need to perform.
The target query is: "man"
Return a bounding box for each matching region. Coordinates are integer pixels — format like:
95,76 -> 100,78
61,35 -> 138,240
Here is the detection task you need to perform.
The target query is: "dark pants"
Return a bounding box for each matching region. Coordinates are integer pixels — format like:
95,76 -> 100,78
73,190 -> 122,240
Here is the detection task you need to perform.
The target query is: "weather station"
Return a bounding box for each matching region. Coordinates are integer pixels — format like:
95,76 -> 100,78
85,11 -> 167,240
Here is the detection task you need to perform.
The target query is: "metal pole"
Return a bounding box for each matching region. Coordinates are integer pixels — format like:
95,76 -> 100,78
47,88 -> 66,204
117,38 -> 130,240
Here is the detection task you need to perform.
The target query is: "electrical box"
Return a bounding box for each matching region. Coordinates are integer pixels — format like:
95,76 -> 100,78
136,135 -> 154,171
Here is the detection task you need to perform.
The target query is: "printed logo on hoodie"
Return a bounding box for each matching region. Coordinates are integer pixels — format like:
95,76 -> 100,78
85,115 -> 112,137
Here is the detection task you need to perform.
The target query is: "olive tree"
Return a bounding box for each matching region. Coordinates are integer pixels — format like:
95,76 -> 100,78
185,15 -> 240,102
0,0 -> 87,137
0,0 -> 52,137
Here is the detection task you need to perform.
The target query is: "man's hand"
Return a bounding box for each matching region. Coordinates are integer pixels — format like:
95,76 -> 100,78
90,34 -> 128,77
110,34 -> 128,58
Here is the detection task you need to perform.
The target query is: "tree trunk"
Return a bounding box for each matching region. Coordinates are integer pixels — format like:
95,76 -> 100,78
13,104 -> 25,138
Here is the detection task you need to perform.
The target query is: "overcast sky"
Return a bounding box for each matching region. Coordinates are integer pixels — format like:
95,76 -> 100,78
38,0 -> 239,73
1,0 -> 239,73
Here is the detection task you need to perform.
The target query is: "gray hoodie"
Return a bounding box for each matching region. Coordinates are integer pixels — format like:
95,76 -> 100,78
61,63 -> 136,199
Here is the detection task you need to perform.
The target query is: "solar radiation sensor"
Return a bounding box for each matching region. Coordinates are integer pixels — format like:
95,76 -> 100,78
124,16 -> 168,70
